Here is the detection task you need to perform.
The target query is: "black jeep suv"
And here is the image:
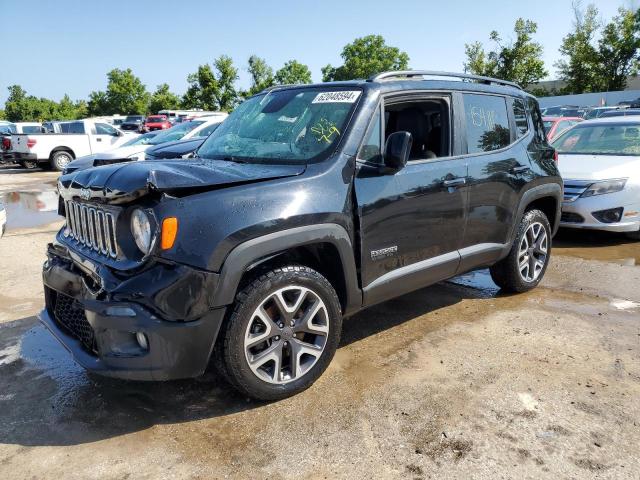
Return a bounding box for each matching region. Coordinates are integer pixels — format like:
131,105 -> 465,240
41,71 -> 561,400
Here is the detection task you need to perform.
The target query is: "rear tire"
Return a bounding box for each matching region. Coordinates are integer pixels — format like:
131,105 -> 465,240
50,150 -> 73,171
20,160 -> 38,170
216,265 -> 342,401
490,209 -> 552,293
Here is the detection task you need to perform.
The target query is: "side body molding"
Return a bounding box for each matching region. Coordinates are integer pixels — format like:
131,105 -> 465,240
212,224 -> 362,315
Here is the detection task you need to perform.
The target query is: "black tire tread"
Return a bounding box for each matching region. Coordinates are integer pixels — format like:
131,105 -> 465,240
215,265 -> 342,401
490,209 -> 551,293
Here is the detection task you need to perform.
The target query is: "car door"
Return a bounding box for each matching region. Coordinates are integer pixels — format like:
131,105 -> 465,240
354,93 -> 469,306
92,123 -> 121,152
459,93 -> 529,271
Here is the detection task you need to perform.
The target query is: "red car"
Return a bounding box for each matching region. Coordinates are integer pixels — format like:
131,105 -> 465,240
142,115 -> 171,132
542,116 -> 583,141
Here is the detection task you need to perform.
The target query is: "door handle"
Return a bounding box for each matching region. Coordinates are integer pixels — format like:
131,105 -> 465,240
511,165 -> 530,174
442,177 -> 466,187
96,138 -> 102,142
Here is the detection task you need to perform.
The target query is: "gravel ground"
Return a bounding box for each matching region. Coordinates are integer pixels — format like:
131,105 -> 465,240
0,168 -> 639,479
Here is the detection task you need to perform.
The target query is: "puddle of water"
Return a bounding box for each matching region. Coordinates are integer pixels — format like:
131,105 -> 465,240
447,269 -> 500,298
554,229 -> 640,267
0,188 -> 62,230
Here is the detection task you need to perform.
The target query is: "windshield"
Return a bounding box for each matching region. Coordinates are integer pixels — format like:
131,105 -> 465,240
552,123 -> 640,156
122,132 -> 157,147
146,116 -> 165,123
197,88 -> 361,164
147,121 -> 203,145
125,116 -> 143,122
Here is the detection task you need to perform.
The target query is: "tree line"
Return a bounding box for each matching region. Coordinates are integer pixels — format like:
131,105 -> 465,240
1,3 -> 638,122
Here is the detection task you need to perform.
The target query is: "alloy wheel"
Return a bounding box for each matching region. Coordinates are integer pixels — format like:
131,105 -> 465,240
243,285 -> 329,384
518,222 -> 548,282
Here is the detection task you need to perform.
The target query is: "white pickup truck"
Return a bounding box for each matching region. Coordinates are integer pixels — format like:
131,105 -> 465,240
11,119 -> 131,170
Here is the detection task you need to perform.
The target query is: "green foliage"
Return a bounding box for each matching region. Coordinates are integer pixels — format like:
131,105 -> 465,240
245,55 -> 275,97
274,60 -> 313,85
556,4 -> 640,93
597,7 -> 640,92
4,85 -> 86,122
148,83 -> 180,114
464,18 -> 547,88
104,68 -> 150,114
555,3 -> 601,94
86,68 -> 149,115
322,35 -> 409,82
182,55 -> 239,111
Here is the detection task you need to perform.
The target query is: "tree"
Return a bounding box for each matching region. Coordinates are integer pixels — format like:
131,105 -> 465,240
464,18 -> 547,88
214,55 -> 239,111
87,90 -> 109,116
274,60 -> 313,85
554,2 -> 601,94
182,56 -> 239,111
148,83 -> 180,114
4,85 -> 28,121
103,68 -> 149,114
246,55 -> 275,96
322,35 -> 409,82
597,7 -> 640,91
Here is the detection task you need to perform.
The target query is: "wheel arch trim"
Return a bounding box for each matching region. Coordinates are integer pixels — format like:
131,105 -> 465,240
212,223 -> 362,315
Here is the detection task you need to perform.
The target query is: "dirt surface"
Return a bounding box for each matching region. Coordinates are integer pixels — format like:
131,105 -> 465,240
1,167 -> 639,479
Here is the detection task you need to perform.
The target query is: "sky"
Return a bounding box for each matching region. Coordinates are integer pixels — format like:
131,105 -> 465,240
0,0 -> 634,105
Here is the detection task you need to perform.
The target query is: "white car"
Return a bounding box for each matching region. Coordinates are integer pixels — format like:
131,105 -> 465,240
553,117 -> 640,239
63,115 -> 227,174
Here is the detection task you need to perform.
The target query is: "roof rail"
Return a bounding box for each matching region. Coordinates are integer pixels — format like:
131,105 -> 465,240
367,70 -> 522,90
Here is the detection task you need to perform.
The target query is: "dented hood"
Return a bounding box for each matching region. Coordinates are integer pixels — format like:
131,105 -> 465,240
58,158 -> 306,204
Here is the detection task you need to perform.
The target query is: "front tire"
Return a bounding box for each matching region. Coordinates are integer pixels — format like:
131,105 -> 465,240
217,265 -> 342,401
50,151 -> 73,171
490,209 -> 552,293
20,159 -> 38,170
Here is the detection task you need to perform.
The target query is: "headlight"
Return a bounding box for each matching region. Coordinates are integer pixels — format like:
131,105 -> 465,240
131,209 -> 153,254
581,179 -> 627,198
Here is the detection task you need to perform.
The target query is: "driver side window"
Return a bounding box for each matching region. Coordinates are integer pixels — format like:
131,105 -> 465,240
96,123 -> 117,136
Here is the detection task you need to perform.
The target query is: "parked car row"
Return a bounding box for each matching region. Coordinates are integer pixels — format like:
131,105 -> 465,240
542,103 -> 640,120
62,113 -> 227,173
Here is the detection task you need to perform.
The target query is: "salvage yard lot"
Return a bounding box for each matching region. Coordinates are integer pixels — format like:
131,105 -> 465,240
0,167 -> 639,479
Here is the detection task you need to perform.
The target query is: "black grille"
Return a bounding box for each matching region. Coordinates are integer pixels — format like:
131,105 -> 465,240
53,293 -> 97,353
561,212 -> 585,223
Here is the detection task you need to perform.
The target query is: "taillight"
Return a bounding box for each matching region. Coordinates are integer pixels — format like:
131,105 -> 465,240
553,150 -> 558,163
1,137 -> 10,150
26,137 -> 37,148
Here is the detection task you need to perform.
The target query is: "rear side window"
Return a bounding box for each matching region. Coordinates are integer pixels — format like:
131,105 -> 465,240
463,94 -> 510,153
510,98 -> 529,138
60,122 -> 85,134
527,97 -> 546,143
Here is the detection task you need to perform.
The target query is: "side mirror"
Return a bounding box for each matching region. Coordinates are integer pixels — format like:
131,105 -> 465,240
383,131 -> 412,172
115,129 -> 123,137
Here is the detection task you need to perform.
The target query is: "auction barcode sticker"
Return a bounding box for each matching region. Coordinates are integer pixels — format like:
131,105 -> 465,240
312,91 -> 361,104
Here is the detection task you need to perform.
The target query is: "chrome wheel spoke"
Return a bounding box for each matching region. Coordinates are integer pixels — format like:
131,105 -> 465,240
518,221 -> 548,282
244,285 -> 329,385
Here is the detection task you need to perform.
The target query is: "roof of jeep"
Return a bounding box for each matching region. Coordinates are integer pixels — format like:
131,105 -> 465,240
261,77 -> 532,99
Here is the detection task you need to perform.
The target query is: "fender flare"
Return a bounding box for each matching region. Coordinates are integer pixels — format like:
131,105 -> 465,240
212,223 -> 362,316
507,182 -> 563,245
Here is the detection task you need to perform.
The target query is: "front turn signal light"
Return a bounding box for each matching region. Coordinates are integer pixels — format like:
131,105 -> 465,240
161,217 -> 178,250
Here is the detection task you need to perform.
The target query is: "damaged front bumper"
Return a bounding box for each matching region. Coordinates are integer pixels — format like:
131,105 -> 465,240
39,242 -> 226,381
